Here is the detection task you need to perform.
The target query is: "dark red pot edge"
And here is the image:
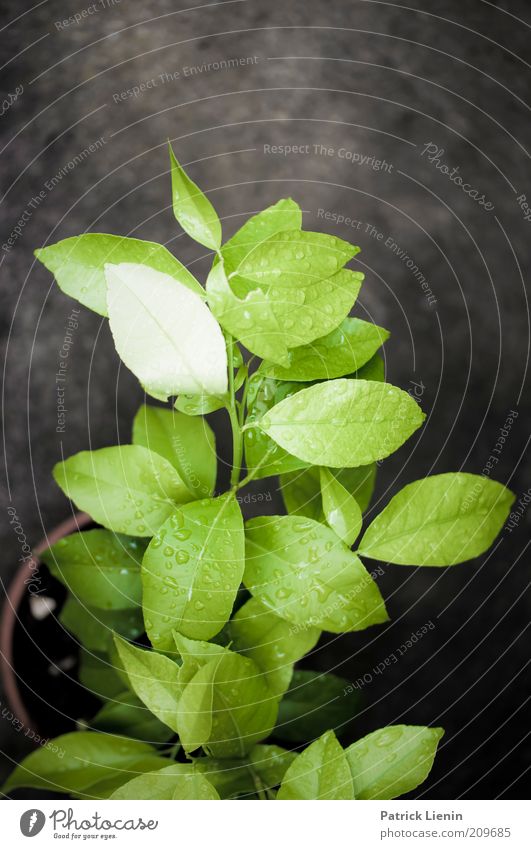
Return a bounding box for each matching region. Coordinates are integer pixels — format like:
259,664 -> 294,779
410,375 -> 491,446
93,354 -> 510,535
0,512 -> 91,734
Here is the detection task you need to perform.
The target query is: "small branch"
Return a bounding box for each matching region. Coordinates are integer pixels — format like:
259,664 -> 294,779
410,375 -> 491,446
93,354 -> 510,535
228,404 -> 243,489
238,364 -> 252,428
225,334 -> 244,489
231,446 -> 276,493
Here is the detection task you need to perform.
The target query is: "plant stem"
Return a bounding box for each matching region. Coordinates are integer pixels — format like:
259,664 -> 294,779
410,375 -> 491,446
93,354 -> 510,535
226,334 -> 244,489
228,403 -> 243,489
250,769 -> 268,800
237,369 -> 250,427
162,741 -> 181,759
231,446 -> 276,493
237,355 -> 257,429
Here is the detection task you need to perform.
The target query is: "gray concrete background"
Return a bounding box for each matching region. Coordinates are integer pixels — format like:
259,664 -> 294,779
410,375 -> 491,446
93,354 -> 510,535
1,0 -> 530,797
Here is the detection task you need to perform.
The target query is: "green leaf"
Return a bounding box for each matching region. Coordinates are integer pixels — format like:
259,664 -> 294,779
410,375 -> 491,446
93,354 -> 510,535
206,261 -> 289,366
132,404 -> 216,499
260,318 -> 389,382
78,649 -> 125,700
328,466 -> 379,513
53,445 -> 191,536
60,597 -> 143,653
227,597 -> 320,696
280,467 -> 324,521
80,758 -> 173,800
345,725 -> 444,799
174,392 -> 226,416
91,691 -> 174,743
105,262 -> 227,400
281,464 -> 376,520
244,375 -> 309,479
244,515 -> 388,632
110,763 -> 219,799
191,758 -> 255,798
358,473 -> 515,566
277,730 -> 354,799
354,352 -> 385,382
221,199 -> 302,272
320,468 -> 363,546
175,654 -> 217,755
259,379 -> 425,467
275,669 -> 359,743
206,260 -> 363,367
177,652 -> 278,758
3,732 -> 163,795
142,495 -> 245,648
193,745 -> 296,798
34,234 -> 204,316
113,635 -> 181,733
172,772 -> 220,799
42,530 -> 145,610
248,745 -> 298,791
173,632 -> 229,687
173,351 -> 244,417
169,145 -> 221,251
233,230 -> 357,290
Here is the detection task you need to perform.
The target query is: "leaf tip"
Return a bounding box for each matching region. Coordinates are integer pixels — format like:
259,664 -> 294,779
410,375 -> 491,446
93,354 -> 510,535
112,631 -> 126,654
167,140 -> 178,164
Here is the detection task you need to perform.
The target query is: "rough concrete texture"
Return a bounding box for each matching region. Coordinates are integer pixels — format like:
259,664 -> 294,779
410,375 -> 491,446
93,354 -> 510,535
0,0 -> 529,797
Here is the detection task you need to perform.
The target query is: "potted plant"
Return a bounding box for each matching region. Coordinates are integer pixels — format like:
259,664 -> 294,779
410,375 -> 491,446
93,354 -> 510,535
2,146 -> 514,800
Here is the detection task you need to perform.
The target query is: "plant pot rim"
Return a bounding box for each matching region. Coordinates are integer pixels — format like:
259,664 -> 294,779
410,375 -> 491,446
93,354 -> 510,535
0,512 -> 91,733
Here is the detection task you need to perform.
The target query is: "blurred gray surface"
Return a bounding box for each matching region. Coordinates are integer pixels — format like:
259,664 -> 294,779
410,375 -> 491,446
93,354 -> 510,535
1,0 -> 530,797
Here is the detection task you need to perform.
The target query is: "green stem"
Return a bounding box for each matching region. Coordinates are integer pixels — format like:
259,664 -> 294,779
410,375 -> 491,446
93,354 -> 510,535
231,446 -> 276,493
228,404 -> 243,489
162,741 -> 181,760
251,770 -> 268,801
238,356 -> 255,428
226,334 -> 243,489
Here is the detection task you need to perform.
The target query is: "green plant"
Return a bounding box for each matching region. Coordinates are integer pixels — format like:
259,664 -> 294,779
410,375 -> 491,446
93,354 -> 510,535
4,147 -> 514,801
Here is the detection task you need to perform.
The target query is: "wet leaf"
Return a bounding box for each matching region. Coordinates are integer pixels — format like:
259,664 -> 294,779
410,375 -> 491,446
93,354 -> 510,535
60,597 -> 143,654
259,379 -> 425,467
133,404 -> 216,499
345,725 -> 444,799
320,467 -> 363,546
260,318 -> 388,382
106,263 -> 227,400
177,652 -> 278,758
169,145 -> 221,250
228,597 -> 320,696
34,234 -> 204,316
244,374 -> 309,478
280,464 -> 376,520
54,445 -> 192,536
206,231 -> 362,364
244,515 -> 388,632
3,732 -> 164,796
278,730 -> 354,799
142,495 -> 245,648
113,636 -> 181,733
359,473 -> 515,565
221,198 -> 302,272
42,530 -> 145,610
91,691 -> 174,743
